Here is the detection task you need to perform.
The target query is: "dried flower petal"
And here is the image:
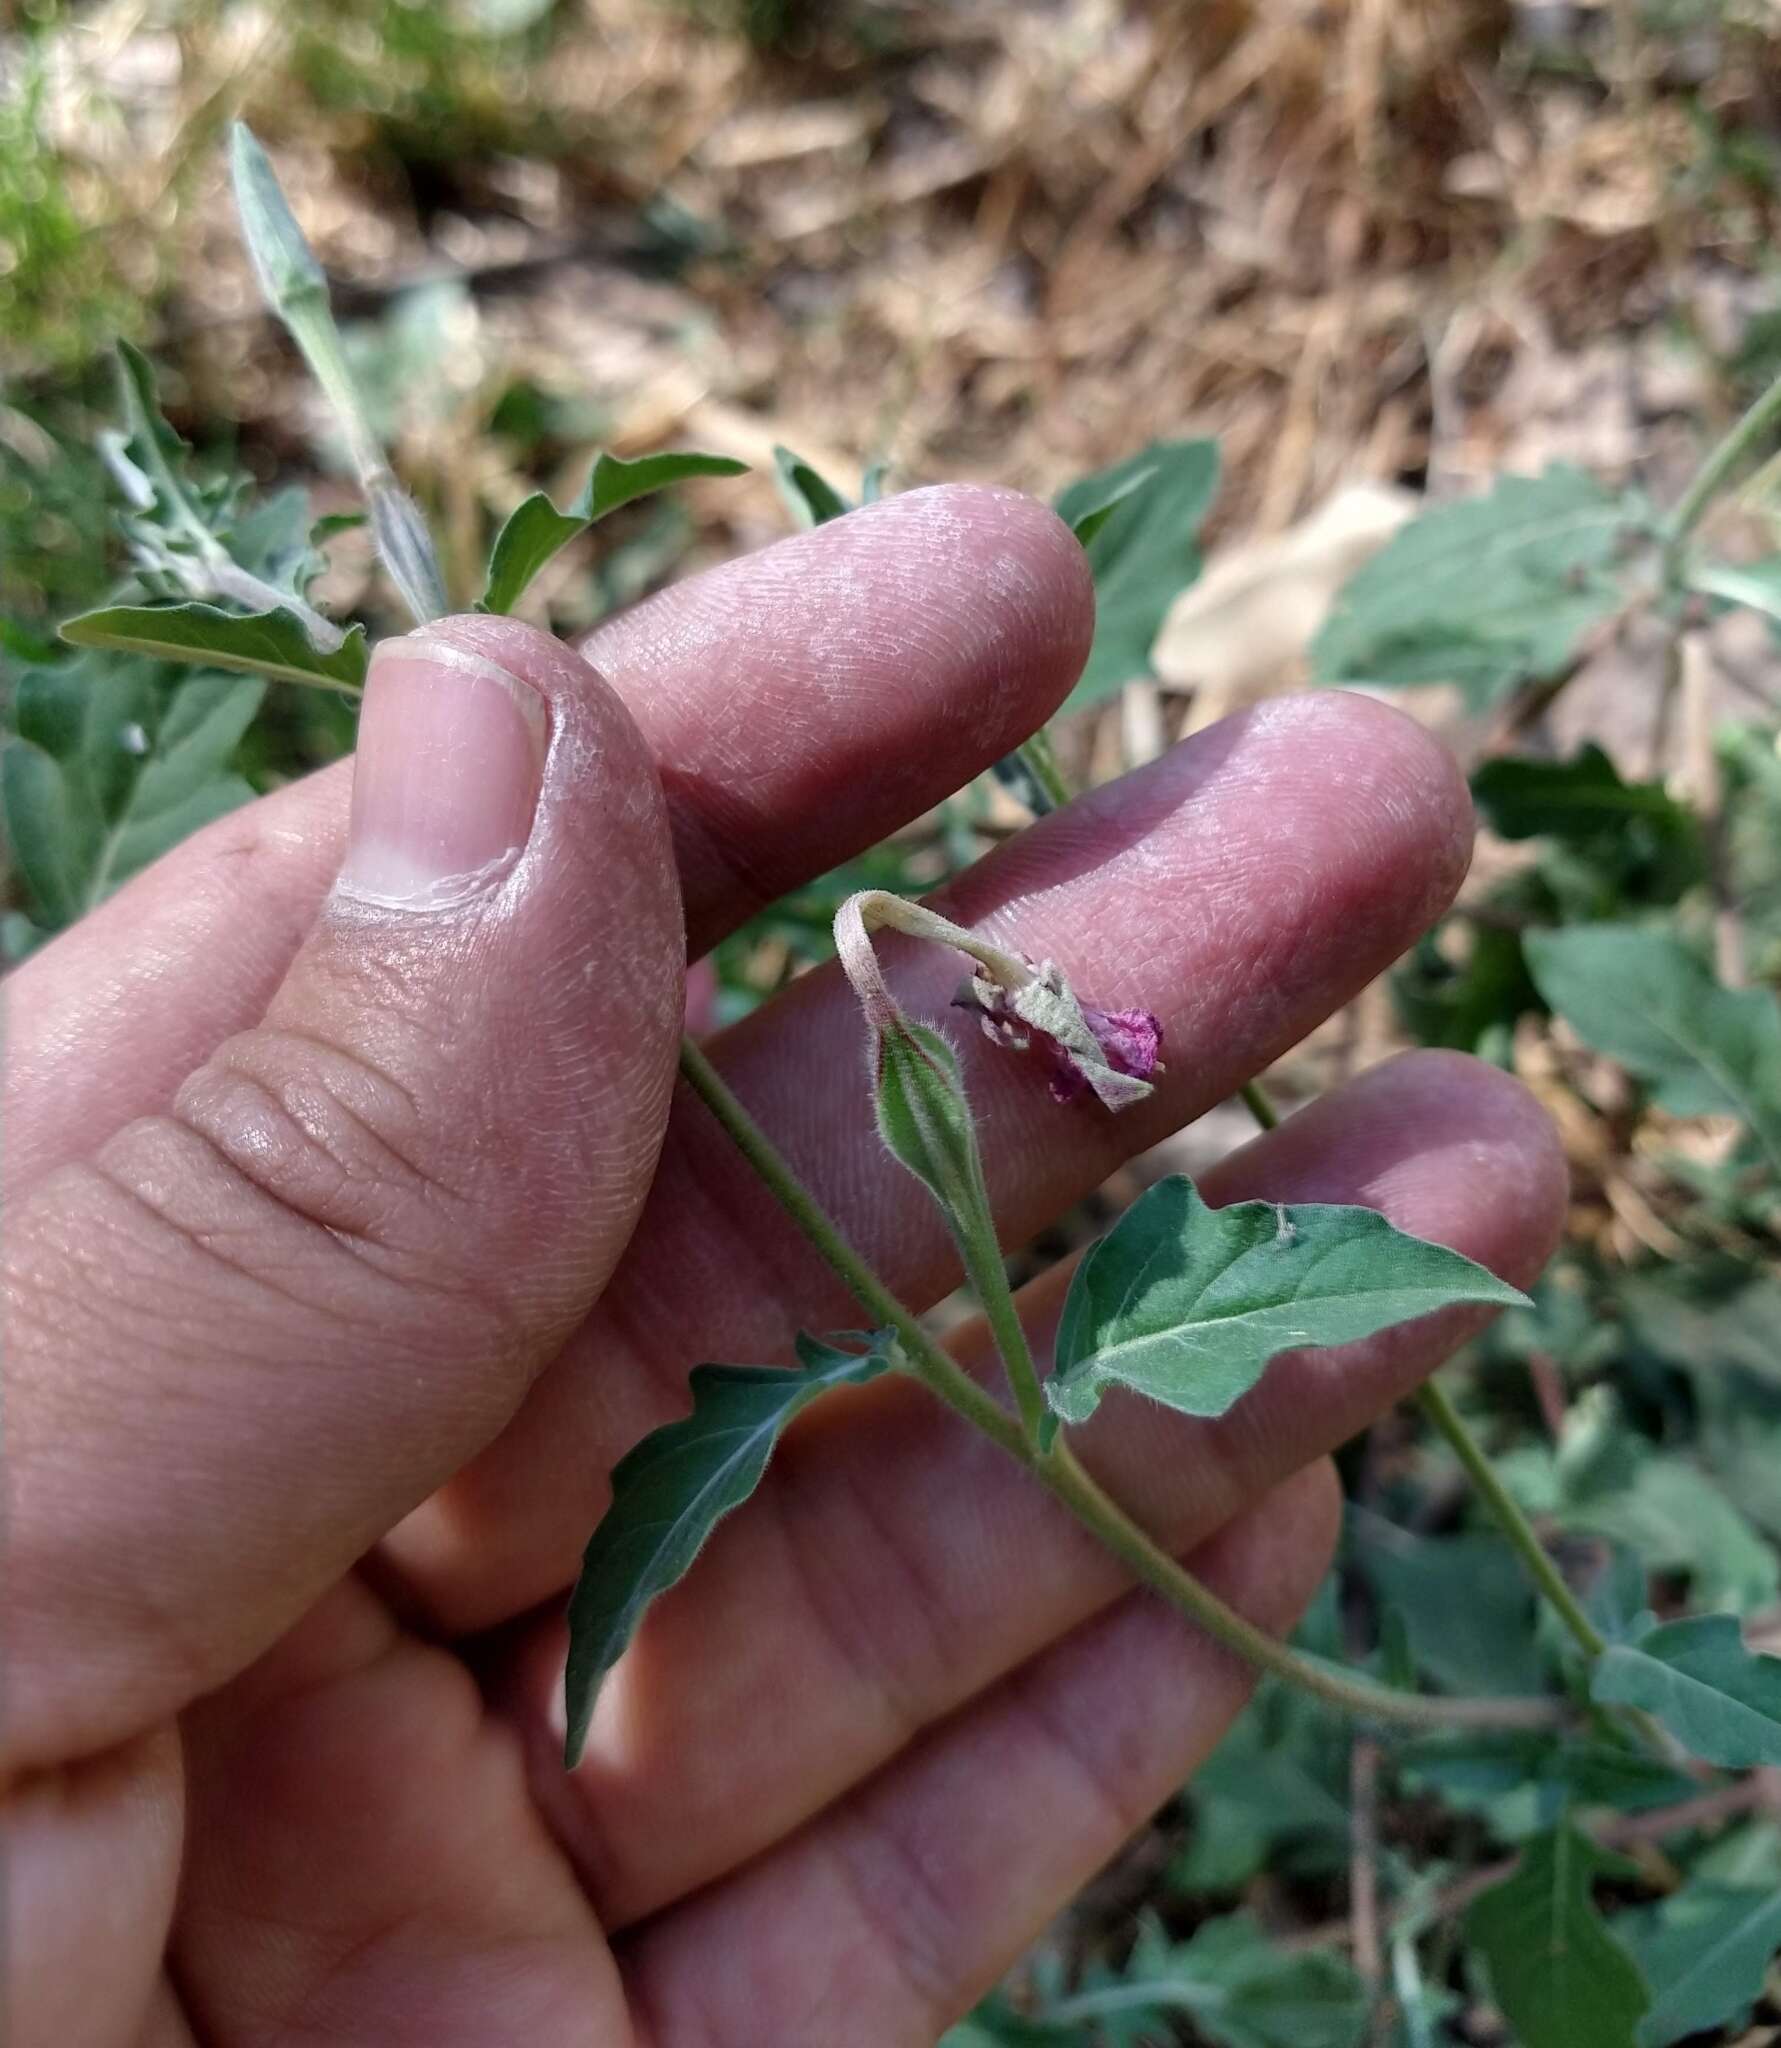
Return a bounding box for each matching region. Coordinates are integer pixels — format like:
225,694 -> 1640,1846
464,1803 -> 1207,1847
957,961 -> 1163,1111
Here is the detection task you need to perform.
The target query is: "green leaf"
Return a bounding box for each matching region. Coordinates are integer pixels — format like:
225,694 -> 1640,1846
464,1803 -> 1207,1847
1525,924 -> 1781,1178
1688,553 -> 1781,623
1465,1821 -> 1649,2048
3,653 -> 264,931
1592,1614 -> 1781,1767
1618,1882 -> 1781,2047
1397,1729 -> 1695,1834
773,445 -> 851,528
563,1331 -> 898,1766
1347,1514 -> 1548,1698
229,121 -> 328,316
1473,745 -> 1700,848
1045,1177 -> 1527,1428
1064,464 -> 1158,547
1055,440 -> 1220,708
1311,467 -> 1641,708
61,603 -> 369,693
1567,1455 -> 1777,1614
479,450 -> 747,613
1066,1912 -> 1371,2048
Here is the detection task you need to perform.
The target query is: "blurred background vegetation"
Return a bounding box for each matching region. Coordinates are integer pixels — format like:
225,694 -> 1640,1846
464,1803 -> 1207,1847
9,2 -> 1781,2042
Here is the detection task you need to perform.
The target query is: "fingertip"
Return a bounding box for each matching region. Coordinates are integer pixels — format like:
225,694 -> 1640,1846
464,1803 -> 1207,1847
879,482 -> 1098,720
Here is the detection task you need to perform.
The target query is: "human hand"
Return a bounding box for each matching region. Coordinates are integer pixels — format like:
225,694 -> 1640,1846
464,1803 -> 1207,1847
5,486 -> 1564,2047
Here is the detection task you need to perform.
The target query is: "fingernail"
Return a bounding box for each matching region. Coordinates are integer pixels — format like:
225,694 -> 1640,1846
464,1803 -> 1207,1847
337,632 -> 548,911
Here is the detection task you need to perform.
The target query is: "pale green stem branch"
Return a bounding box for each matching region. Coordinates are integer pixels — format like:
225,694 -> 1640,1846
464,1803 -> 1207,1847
1416,1379 -> 1606,1660
678,1036 -> 1567,1734
1662,359 -> 1781,574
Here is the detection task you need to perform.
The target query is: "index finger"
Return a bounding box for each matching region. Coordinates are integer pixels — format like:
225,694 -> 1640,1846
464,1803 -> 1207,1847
4,486 -> 1092,1196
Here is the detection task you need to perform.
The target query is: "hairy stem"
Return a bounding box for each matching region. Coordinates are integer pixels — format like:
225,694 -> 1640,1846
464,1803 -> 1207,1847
678,1036 -> 1567,1733
1416,1378 -> 1607,1660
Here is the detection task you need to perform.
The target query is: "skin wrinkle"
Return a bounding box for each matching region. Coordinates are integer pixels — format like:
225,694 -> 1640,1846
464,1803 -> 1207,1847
8,494 -> 1565,2041
379,693 -> 1479,1641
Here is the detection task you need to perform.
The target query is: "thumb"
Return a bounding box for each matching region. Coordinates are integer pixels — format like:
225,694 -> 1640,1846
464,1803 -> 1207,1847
3,617 -> 683,1772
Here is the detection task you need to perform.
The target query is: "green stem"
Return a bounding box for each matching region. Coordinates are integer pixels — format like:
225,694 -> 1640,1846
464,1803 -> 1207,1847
1416,1378 -> 1606,1660
1239,1078 -> 1281,1131
677,1036 -> 1567,1733
677,1038 -> 1027,1459
1043,1441 -> 1562,1730
1015,730 -> 1072,814
1661,360 -> 1781,574
956,1206 -> 1049,1447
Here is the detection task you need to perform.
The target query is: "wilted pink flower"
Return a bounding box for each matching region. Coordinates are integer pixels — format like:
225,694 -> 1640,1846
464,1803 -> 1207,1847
956,964 -> 1164,1111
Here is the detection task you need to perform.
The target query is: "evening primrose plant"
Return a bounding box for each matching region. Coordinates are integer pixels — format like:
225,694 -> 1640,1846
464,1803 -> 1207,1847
18,124 -> 1781,2048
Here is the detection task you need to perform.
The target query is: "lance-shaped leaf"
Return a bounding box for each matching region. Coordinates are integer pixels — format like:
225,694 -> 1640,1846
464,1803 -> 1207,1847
563,1331 -> 898,1766
1466,1822 -> 1649,2048
1620,1882 -> 1781,2048
1046,1177 -> 1527,1428
1525,925 -> 1781,1179
479,449 -> 748,614
1591,1613 -> 1781,1768
61,602 -> 369,693
773,445 -> 850,528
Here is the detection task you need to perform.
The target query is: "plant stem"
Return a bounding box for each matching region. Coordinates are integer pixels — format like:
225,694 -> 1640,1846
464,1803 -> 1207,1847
677,1036 -> 1567,1733
1042,1439 -> 1562,1729
1416,1378 -> 1606,1660
676,1037 -> 1027,1459
955,1206 -> 1049,1446
1661,359 -> 1781,572
1239,1078 -> 1280,1130
1015,730 -> 1072,814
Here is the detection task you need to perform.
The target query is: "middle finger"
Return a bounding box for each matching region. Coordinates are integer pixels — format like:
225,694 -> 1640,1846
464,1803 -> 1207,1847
383,688 -> 1479,1631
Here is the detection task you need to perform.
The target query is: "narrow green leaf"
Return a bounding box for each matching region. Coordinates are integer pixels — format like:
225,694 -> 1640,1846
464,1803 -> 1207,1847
1688,553 -> 1781,623
1592,1614 -> 1781,1767
563,1331 -> 898,1766
773,445 -> 850,528
1046,1177 -> 1527,1428
1055,440 -> 1220,709
61,603 -> 369,693
1465,1822 -> 1649,2048
1311,467 -> 1641,708
479,450 -> 747,613
1525,924 -> 1781,1178
1620,1882 -> 1781,2047
229,121 -> 328,313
